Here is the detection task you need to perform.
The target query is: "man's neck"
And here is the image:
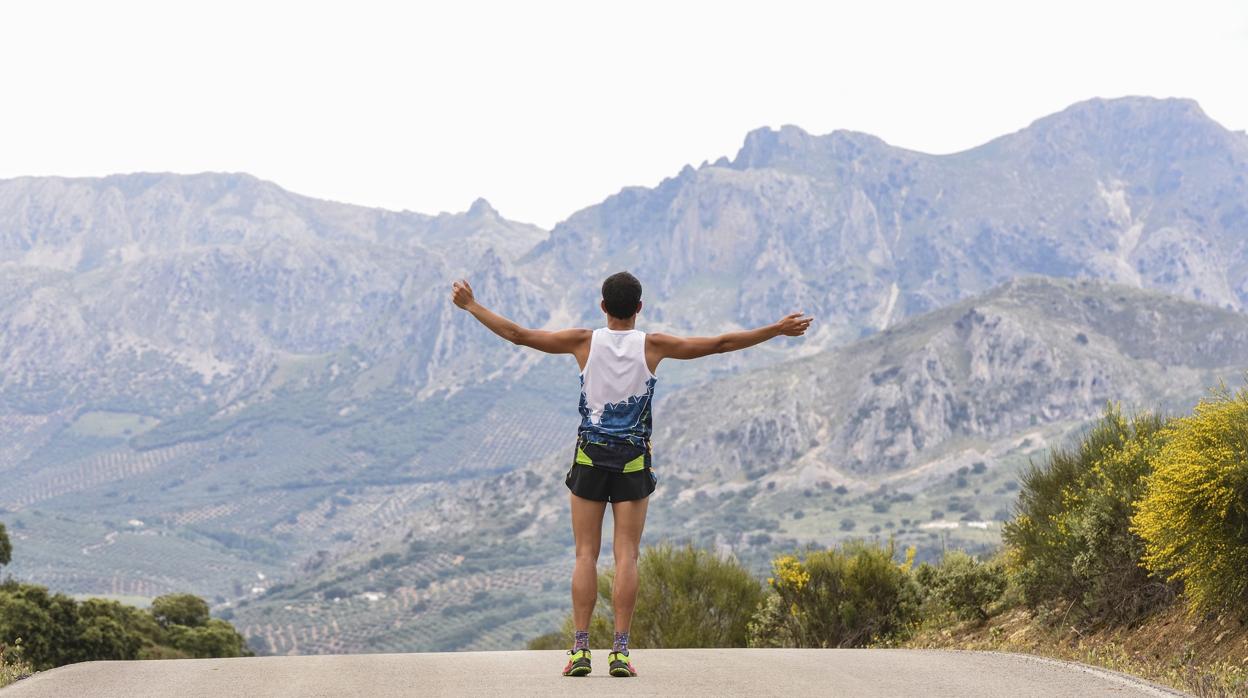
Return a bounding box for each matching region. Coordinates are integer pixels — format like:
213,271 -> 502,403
606,316 -> 636,330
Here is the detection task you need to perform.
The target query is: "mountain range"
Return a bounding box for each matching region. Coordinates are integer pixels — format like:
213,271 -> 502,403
1,96 -> 1246,653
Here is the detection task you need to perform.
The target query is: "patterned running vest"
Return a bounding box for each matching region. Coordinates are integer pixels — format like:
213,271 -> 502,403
577,328 -> 656,451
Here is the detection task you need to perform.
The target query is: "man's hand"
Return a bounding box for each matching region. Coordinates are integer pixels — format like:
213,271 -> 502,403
451,279 -> 475,309
777,312 -> 813,336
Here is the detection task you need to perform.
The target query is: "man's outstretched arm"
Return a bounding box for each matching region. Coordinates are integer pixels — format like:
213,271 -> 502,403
647,312 -> 813,365
451,279 -> 590,356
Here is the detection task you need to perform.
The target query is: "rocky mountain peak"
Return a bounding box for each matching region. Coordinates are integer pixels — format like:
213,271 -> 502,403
467,197 -> 498,218
732,124 -> 814,168
1042,96 -> 1210,130
986,96 -> 1244,166
730,124 -> 892,171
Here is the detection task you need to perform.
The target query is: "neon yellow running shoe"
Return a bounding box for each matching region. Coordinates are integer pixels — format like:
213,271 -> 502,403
562,648 -> 591,677
608,650 -> 636,677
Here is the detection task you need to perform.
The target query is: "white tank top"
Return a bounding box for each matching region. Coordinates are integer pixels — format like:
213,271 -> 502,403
577,328 -> 656,447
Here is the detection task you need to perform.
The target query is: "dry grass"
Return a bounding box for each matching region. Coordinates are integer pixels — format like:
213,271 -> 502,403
906,604 -> 1248,697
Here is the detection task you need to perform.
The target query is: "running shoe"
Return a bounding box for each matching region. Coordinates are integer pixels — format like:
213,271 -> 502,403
608,650 -> 636,677
562,648 -> 591,677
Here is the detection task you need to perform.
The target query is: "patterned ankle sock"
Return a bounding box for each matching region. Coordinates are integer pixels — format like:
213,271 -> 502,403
612,631 -> 629,654
573,630 -> 590,651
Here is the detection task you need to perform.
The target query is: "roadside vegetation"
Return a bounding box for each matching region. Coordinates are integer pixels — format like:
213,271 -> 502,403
529,386 -> 1248,696
528,543 -> 765,649
0,522 -> 251,688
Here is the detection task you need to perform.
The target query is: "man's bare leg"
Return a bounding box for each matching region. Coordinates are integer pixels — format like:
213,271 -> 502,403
609,496 -> 649,644
570,492 -> 607,634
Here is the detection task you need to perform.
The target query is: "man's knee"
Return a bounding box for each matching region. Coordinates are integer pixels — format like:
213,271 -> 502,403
575,547 -> 600,564
613,546 -> 639,565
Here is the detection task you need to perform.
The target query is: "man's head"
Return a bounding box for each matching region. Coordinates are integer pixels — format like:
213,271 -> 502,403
601,271 -> 642,320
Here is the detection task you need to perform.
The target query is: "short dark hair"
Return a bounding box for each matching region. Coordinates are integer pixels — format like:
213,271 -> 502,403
601,271 -> 642,319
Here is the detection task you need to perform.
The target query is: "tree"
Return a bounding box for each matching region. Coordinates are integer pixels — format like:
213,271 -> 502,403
72,599 -> 153,663
151,594 -> 210,628
165,619 -> 249,658
0,583 -> 82,670
0,581 -> 250,669
0,523 -> 11,567
74,615 -> 140,663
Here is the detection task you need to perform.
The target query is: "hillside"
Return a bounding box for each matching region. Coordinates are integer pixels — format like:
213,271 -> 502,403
227,277 -> 1248,654
0,174 -> 550,411
908,604 -> 1247,697
658,275 -> 1248,483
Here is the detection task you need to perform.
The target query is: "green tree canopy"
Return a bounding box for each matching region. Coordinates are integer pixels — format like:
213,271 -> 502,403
0,582 -> 249,670
0,582 -> 85,670
165,619 -> 249,658
151,594 -> 211,628
0,523 -> 11,567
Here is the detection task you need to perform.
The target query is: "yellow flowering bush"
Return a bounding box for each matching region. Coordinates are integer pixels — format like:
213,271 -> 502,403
1133,385 -> 1248,615
772,555 -> 810,591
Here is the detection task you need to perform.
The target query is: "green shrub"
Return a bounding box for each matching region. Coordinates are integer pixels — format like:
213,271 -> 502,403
916,551 -> 1006,621
747,540 -> 920,648
624,543 -> 764,648
1134,385 -> 1248,615
535,543 -> 764,649
1002,405 -> 1174,622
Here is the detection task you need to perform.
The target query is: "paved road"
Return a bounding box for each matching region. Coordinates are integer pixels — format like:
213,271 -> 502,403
0,648 -> 1185,697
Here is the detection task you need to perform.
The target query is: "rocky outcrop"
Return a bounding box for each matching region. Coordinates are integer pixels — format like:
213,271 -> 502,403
656,278 -> 1248,482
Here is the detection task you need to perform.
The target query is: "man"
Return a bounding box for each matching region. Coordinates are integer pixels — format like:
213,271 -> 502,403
451,271 -> 812,677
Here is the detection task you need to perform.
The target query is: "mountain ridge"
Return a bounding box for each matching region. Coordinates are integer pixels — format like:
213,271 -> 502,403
1,96 -> 1247,653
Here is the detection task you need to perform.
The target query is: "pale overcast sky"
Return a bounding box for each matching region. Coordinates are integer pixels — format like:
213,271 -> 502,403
1,1 -> 1244,228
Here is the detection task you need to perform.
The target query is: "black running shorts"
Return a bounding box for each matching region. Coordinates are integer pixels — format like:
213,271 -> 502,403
565,435 -> 657,502
565,462 -> 657,502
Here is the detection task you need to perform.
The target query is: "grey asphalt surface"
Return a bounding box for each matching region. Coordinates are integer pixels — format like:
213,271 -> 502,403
0,648 -> 1186,697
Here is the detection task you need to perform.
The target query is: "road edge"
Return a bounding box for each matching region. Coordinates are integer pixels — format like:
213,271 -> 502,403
962,650 -> 1190,697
